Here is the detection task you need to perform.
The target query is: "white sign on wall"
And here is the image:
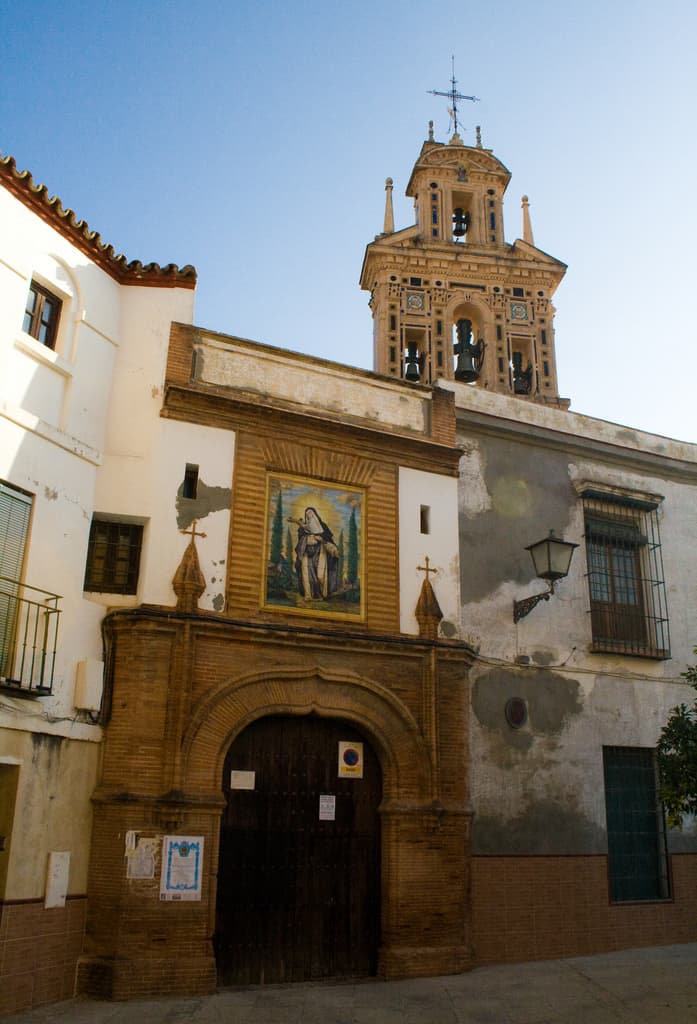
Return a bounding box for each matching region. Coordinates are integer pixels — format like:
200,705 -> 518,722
45,851 -> 70,908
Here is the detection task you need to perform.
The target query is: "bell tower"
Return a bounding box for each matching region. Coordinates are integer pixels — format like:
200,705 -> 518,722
360,124 -> 569,409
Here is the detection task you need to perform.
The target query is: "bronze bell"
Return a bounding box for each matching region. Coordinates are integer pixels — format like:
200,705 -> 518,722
454,318 -> 484,383
404,342 -> 421,382
452,207 -> 469,237
455,349 -> 479,383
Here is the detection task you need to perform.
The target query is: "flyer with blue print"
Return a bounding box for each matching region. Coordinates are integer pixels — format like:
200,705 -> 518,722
159,836 -> 204,901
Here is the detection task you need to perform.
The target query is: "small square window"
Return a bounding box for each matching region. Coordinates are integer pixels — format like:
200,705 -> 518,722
23,281 -> 61,349
84,519 -> 144,595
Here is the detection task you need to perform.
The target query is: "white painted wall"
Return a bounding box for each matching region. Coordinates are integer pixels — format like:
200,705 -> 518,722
0,180 -> 197,898
399,468 -> 460,636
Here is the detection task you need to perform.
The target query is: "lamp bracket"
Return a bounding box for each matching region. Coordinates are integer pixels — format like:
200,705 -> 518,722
513,582 -> 555,623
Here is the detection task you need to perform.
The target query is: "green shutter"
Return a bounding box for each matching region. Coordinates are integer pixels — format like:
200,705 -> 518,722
0,483 -> 33,677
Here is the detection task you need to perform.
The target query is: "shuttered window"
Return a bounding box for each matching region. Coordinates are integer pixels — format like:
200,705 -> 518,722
0,483 -> 32,581
0,483 -> 33,676
603,747 -> 670,902
582,491 -> 670,658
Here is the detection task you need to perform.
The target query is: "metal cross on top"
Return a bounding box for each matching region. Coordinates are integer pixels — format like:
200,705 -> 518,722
417,556 -> 438,581
428,55 -> 480,137
180,520 -> 207,542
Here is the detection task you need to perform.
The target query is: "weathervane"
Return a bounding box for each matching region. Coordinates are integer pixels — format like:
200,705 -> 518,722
428,56 -> 480,137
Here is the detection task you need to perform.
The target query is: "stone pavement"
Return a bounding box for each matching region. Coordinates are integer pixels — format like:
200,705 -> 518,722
5,943 -> 697,1024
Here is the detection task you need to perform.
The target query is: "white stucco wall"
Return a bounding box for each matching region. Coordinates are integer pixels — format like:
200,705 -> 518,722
0,179 -> 197,899
399,468 -> 460,636
450,381 -> 697,854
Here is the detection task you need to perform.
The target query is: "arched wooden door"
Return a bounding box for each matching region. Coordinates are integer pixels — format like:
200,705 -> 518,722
215,715 -> 382,985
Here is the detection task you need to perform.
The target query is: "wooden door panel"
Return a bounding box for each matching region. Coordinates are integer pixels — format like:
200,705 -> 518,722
215,715 -> 381,985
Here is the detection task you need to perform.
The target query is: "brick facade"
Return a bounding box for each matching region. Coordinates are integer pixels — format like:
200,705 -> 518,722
0,896 -> 86,1015
472,854 -> 697,964
78,613 -> 473,998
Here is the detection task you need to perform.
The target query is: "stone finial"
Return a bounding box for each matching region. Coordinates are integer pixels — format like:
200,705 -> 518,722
475,125 -> 482,148
383,177 -> 394,235
415,557 -> 443,640
521,195 -> 534,245
448,132 -> 463,146
428,120 -> 434,142
172,521 -> 207,613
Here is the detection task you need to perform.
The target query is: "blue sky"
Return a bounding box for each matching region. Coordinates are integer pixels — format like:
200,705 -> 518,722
3,0 -> 696,442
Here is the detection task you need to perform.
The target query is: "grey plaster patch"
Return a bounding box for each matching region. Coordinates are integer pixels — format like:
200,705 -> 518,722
176,479 -> 231,530
473,797 -> 607,854
440,619 -> 457,639
43,486 -> 58,501
531,649 -> 555,666
667,826 -> 697,853
472,668 -> 583,739
212,593 -> 225,612
459,437 -> 576,602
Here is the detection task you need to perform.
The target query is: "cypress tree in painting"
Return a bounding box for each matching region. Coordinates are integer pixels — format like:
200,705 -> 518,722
270,491 -> 283,565
347,507 -> 359,584
285,526 -> 293,566
338,529 -> 345,584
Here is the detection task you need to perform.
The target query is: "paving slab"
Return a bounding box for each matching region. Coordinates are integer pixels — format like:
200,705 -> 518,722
4,943 -> 697,1024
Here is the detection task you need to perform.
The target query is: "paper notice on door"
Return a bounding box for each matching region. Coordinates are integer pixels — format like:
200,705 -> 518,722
319,794 -> 336,821
230,770 -> 256,790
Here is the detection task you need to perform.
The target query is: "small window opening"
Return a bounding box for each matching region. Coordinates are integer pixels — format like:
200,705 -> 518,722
23,280 -> 61,349
183,464 -> 199,500
420,505 -> 431,535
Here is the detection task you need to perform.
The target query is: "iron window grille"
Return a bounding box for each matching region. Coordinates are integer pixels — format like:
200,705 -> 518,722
603,746 -> 670,902
582,491 -> 670,659
22,280 -> 61,349
84,519 -> 143,595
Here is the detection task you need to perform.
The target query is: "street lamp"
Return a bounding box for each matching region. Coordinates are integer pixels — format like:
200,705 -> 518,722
513,531 -> 578,623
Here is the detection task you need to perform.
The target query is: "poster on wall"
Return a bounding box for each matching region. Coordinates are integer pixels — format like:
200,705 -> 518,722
159,836 -> 204,901
263,474 -> 365,621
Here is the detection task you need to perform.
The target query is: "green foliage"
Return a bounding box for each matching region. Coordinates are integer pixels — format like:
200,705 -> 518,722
285,526 -> 293,564
347,509 -> 358,584
270,492 -> 283,565
657,649 -> 697,828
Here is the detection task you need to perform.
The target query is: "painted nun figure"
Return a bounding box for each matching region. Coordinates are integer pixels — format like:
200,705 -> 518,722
289,507 -> 340,600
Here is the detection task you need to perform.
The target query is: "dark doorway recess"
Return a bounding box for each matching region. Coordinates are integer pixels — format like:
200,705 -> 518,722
215,714 -> 382,985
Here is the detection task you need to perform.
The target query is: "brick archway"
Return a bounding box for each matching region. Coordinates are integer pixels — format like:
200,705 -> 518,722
182,665 -> 434,807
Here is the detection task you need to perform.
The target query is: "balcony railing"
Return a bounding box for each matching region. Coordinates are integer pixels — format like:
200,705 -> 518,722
0,576 -> 61,695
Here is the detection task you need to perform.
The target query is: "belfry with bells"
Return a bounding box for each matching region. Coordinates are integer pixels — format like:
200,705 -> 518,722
360,84 -> 569,408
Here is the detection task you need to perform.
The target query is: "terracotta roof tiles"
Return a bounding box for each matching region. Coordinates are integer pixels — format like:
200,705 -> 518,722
1,153 -> 197,288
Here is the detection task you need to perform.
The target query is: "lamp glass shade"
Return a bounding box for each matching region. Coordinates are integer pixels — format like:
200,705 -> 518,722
526,533 -> 577,581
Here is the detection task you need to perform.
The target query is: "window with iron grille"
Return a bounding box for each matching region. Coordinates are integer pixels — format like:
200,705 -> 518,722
84,519 -> 143,595
603,746 -> 670,902
582,490 -> 670,658
22,280 -> 61,349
